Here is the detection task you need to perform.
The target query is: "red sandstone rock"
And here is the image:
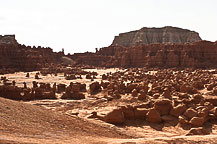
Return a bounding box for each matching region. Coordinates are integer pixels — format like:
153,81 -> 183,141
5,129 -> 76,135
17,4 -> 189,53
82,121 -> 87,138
189,117 -> 205,127
104,108 -> 125,124
154,99 -> 172,115
0,35 -> 63,72
187,127 -> 208,135
89,82 -> 101,95
184,108 -> 198,120
179,115 -> 189,125
170,104 -> 187,117
134,108 -> 149,120
146,108 -> 162,123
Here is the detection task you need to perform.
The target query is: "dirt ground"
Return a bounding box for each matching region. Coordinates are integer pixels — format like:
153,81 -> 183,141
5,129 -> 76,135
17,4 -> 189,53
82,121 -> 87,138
0,68 -> 217,144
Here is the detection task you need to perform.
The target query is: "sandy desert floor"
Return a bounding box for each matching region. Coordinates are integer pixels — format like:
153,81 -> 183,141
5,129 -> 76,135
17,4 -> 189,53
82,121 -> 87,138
0,68 -> 217,144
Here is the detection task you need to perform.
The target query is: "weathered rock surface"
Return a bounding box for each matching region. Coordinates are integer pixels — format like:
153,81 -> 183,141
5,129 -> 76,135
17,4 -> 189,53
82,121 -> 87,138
104,108 -> 125,124
112,26 -> 202,47
0,35 -> 63,73
146,108 -> 162,123
71,40 -> 217,68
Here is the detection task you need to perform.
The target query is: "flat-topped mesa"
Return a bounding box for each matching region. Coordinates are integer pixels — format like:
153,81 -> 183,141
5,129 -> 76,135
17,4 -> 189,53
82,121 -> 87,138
112,26 -> 202,47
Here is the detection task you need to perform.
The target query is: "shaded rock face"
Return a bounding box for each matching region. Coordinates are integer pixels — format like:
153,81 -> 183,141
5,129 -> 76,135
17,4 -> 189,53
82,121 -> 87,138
112,26 -> 202,47
0,35 -> 63,72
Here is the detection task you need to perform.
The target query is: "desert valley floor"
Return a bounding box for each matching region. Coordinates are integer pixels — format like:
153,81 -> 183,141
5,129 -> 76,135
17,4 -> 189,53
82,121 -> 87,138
0,68 -> 217,144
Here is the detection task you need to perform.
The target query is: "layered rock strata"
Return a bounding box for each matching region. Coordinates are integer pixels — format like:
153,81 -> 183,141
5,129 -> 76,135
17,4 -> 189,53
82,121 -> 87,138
112,26 -> 202,47
71,41 -> 217,68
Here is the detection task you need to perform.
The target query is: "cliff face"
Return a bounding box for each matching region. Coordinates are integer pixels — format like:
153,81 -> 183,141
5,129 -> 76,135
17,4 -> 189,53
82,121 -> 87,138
70,41 -> 217,68
69,27 -> 216,68
112,26 -> 202,47
0,26 -> 216,71
0,35 -> 63,72
107,41 -> 217,68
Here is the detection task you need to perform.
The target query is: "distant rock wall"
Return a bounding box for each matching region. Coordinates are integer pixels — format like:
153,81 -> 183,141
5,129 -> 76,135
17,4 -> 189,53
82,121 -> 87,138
0,27 -> 216,71
70,27 -> 216,68
72,41 -> 217,68
112,26 -> 202,47
112,41 -> 217,68
0,35 -> 63,72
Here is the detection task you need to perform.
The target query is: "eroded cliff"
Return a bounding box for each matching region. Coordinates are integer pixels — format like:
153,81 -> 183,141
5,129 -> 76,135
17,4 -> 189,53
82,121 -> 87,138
112,26 -> 202,47
0,35 -> 63,72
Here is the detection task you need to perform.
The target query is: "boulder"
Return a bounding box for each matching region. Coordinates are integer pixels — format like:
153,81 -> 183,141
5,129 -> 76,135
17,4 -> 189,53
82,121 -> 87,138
161,115 -> 178,122
187,127 -> 208,135
170,104 -> 187,117
61,92 -> 85,100
189,117 -> 205,127
178,115 -> 189,125
120,105 -> 135,120
89,81 -> 101,94
154,99 -> 172,115
146,108 -> 162,123
134,108 -> 149,120
104,109 -> 125,124
57,84 -> 66,93
184,108 -> 198,120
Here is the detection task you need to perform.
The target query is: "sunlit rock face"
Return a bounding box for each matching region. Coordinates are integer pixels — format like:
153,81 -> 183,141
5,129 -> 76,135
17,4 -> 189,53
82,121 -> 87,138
112,26 -> 202,47
96,40 -> 217,68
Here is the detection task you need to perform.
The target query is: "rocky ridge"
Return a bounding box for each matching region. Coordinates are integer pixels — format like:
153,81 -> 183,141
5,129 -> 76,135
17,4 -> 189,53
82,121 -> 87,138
70,27 -> 217,68
0,35 -> 64,73
1,27 -> 217,70
71,40 -> 217,68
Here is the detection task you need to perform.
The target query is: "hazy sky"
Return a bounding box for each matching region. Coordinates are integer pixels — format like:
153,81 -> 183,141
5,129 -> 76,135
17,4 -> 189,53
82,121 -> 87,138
0,0 -> 217,54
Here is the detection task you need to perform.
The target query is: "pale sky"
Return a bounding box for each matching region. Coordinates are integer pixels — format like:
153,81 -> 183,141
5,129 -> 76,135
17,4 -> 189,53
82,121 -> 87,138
0,0 -> 217,54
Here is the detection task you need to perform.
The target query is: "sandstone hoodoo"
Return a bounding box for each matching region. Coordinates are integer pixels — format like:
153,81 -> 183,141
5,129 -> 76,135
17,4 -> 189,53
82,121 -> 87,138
112,26 -> 202,47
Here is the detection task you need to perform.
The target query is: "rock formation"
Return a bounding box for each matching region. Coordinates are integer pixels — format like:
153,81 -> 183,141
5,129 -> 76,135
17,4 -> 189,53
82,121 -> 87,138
1,26 -> 217,70
0,35 -> 64,73
69,27 -> 216,68
71,40 -> 217,68
112,26 -> 202,47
